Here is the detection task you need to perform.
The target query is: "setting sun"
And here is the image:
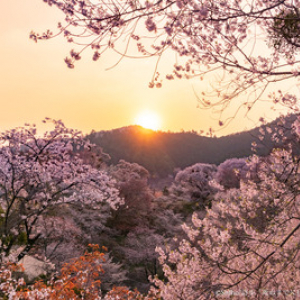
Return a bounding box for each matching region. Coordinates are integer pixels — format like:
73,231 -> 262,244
134,110 -> 161,130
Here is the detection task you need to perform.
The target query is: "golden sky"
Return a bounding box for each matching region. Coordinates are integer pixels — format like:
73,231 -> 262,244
0,0 -> 286,136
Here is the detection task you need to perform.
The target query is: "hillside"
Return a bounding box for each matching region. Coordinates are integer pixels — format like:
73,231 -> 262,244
86,114 -> 297,176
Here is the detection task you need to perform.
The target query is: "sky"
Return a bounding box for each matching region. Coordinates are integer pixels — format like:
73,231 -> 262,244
0,0 -> 287,136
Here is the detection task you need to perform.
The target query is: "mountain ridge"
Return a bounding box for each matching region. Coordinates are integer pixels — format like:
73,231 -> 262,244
86,114 -> 297,176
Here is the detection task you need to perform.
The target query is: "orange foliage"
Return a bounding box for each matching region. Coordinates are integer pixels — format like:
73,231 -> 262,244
1,245 -> 149,299
14,245 -> 106,299
105,286 -> 144,299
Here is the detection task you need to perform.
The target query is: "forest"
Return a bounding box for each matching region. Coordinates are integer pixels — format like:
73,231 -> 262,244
87,115 -> 297,177
1,115 -> 300,299
3,0 -> 300,298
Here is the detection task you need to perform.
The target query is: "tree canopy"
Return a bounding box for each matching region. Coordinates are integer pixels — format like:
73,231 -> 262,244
2,1 -> 300,298
0,119 -> 120,263
33,0 -> 300,112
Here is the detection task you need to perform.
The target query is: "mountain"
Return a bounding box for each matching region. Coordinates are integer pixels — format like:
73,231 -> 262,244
86,114 -> 298,176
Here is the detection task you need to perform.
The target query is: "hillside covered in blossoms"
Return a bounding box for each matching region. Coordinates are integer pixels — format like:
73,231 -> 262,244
1,114 -> 300,299
3,0 -> 300,298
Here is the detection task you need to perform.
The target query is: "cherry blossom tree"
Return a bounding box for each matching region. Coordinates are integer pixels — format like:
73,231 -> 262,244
118,227 -> 165,293
0,119 -> 120,263
99,252 -> 128,293
78,144 -> 111,170
107,160 -> 153,231
34,0 -> 300,112
170,163 -> 217,209
148,116 -> 300,299
34,215 -> 86,267
215,157 -> 249,189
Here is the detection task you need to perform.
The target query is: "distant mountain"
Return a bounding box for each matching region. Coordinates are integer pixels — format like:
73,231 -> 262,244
86,114 -> 298,176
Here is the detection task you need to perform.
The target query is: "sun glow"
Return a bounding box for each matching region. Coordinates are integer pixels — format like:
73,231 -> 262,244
135,110 -> 161,130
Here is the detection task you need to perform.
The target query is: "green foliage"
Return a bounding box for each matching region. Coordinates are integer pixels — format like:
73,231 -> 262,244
1,231 -> 28,247
271,9 -> 300,53
73,287 -> 84,296
16,231 -> 27,245
0,205 -> 5,225
0,293 -> 9,300
182,201 -> 198,214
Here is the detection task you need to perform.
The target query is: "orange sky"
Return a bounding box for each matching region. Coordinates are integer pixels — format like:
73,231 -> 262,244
0,0 -> 286,136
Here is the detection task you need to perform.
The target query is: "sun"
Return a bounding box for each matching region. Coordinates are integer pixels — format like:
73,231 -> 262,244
134,110 -> 161,130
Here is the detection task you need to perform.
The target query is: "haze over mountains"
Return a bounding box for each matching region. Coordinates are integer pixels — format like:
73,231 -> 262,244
86,114 -> 297,177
